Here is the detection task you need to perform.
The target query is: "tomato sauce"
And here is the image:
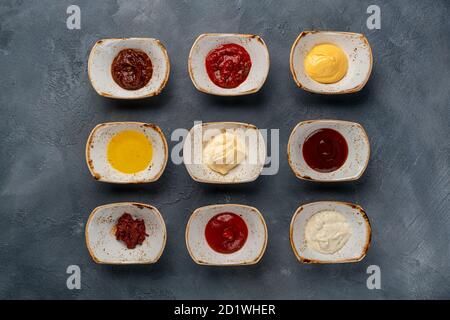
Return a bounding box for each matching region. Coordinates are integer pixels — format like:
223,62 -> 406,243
205,212 -> 248,254
302,128 -> 348,173
115,213 -> 148,249
111,49 -> 153,90
205,43 -> 252,89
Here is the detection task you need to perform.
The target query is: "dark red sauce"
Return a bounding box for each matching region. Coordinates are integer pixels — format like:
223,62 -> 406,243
205,212 -> 248,254
115,213 -> 148,249
302,128 -> 348,173
205,43 -> 252,89
111,49 -> 153,90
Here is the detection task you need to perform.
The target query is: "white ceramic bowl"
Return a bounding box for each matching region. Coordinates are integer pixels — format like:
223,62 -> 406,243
85,202 -> 167,264
290,31 -> 372,94
88,38 -> 170,99
290,201 -> 371,264
188,33 -> 270,96
186,204 -> 268,266
287,120 -> 370,182
183,122 -> 266,184
86,122 -> 168,183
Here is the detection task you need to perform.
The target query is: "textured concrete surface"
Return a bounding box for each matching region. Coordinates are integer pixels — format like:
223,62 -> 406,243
0,0 -> 449,299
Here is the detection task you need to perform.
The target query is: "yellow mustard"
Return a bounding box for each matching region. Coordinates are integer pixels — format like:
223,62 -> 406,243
304,44 -> 348,84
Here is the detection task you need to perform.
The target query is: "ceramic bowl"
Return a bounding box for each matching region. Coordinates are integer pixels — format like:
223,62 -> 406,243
186,204 -> 268,266
188,33 -> 270,96
88,38 -> 170,99
86,122 -> 168,183
287,120 -> 370,182
85,202 -> 166,264
183,122 -> 266,184
290,201 -> 371,264
290,31 -> 372,94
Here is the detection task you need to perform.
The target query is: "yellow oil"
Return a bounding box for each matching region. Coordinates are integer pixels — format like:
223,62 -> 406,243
107,130 -> 153,174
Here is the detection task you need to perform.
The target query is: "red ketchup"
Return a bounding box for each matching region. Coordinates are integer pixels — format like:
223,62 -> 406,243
205,43 -> 252,88
302,128 -> 348,173
205,212 -> 248,254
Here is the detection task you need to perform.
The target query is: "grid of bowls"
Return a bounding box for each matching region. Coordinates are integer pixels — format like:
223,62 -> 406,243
85,32 -> 373,265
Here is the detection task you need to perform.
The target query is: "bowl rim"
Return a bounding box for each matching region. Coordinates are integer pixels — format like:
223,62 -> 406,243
85,202 -> 167,265
287,119 -> 371,182
289,201 -> 372,264
87,37 -> 171,99
183,121 -> 266,184
188,33 -> 270,96
85,121 -> 169,184
185,203 -> 268,266
289,31 -> 373,94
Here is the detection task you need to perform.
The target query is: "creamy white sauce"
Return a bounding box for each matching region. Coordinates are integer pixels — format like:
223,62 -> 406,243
305,210 -> 352,254
203,131 -> 245,175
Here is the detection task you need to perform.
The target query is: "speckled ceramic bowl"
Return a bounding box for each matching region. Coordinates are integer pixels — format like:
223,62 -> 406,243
183,122 -> 266,184
186,204 -> 268,266
88,38 -> 170,99
85,202 -> 167,264
188,33 -> 270,96
86,122 -> 168,183
287,120 -> 370,182
290,31 -> 372,94
290,201 -> 371,264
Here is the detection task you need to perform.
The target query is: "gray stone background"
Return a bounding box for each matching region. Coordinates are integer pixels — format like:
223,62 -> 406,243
0,0 -> 449,299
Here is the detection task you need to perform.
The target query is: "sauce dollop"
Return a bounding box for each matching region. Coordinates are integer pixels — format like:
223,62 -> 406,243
205,43 -> 252,89
115,213 -> 149,249
203,131 -> 246,175
305,210 -> 352,254
107,130 -> 153,174
304,44 -> 348,84
205,212 -> 248,254
111,49 -> 153,90
302,128 -> 348,173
